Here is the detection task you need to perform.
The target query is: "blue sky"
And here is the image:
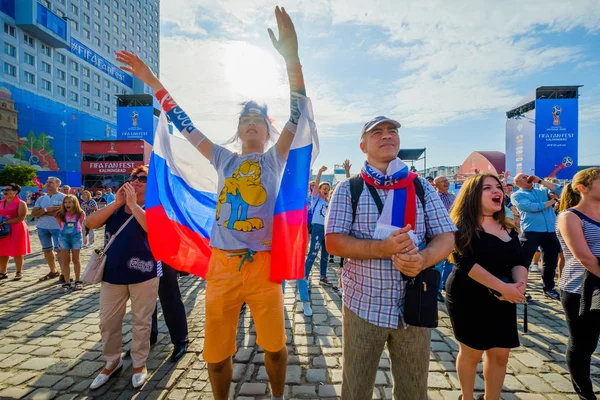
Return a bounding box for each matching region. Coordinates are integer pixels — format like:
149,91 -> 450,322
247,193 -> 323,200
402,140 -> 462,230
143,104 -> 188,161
158,0 -> 600,172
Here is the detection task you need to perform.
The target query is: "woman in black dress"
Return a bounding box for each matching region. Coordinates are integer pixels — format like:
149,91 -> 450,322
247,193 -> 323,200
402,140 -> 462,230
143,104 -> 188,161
446,174 -> 528,400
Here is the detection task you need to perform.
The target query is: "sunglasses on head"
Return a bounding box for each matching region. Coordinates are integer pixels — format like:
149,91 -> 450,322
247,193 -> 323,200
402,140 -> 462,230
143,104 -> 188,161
1,188 -> 13,193
129,175 -> 147,183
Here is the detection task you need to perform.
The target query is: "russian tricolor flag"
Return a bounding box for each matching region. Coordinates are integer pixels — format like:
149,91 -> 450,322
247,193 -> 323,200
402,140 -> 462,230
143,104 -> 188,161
271,94 -> 319,282
146,112 -> 218,278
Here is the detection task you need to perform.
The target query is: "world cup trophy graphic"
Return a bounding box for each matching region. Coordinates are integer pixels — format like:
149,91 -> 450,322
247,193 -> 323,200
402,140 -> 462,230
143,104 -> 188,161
552,105 -> 562,126
132,111 -> 139,127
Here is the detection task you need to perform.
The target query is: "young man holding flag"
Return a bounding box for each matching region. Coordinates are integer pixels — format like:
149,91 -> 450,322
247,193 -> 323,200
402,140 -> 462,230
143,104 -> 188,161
116,7 -> 314,400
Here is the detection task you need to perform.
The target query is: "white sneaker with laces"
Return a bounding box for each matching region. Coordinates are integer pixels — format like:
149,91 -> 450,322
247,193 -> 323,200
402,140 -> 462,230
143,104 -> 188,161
303,302 -> 313,317
132,369 -> 148,388
90,359 -> 123,390
530,264 -> 539,272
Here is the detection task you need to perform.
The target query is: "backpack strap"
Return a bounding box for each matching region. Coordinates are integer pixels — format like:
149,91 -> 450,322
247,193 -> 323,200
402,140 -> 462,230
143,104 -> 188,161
349,175 -> 365,225
413,177 -> 426,210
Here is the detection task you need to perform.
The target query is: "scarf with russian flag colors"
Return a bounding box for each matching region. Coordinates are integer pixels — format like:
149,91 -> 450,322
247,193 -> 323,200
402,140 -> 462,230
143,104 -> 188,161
147,90 -> 319,281
361,158 -> 418,232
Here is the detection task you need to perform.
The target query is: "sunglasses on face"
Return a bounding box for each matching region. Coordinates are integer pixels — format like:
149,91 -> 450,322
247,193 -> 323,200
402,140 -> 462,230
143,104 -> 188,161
1,189 -> 13,193
129,175 -> 148,183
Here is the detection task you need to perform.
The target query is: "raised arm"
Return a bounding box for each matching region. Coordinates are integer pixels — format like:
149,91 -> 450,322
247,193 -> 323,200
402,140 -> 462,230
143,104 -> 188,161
343,160 -> 352,178
313,166 -> 327,196
115,50 -> 214,160
86,187 -> 126,229
268,7 -> 306,160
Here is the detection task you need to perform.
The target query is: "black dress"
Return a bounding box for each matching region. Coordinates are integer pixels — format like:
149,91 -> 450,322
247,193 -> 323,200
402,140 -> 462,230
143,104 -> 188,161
445,229 -> 525,350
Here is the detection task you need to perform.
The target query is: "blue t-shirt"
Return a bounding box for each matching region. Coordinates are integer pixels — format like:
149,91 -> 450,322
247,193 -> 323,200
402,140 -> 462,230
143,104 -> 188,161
102,206 -> 161,285
311,195 -> 329,226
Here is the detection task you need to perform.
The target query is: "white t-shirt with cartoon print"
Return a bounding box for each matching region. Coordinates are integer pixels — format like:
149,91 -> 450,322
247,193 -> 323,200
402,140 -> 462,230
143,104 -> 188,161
209,145 -> 286,252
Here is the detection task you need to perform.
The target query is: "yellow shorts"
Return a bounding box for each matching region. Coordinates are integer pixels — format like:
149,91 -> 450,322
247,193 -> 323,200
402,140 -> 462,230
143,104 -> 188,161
203,248 -> 286,363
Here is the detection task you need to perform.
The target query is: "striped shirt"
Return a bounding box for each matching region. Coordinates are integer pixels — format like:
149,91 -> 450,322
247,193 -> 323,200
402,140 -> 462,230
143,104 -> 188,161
325,176 -> 456,329
557,209 -> 600,294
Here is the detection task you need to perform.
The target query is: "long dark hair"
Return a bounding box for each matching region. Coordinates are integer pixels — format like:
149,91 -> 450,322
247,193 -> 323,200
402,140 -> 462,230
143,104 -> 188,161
449,174 -> 514,262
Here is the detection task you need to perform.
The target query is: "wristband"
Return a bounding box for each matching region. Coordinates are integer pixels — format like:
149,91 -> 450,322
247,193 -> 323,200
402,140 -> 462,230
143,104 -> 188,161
284,120 -> 298,135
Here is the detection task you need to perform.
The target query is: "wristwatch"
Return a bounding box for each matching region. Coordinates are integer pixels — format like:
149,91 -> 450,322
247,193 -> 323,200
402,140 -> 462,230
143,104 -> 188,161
43,207 -> 47,213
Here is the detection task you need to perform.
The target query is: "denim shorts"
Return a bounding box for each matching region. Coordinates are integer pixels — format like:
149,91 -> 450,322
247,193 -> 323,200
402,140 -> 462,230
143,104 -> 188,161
59,231 -> 83,250
37,228 -> 61,252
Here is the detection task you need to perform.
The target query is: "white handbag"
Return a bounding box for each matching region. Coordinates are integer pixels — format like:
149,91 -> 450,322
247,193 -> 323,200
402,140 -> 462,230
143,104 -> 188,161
81,214 -> 135,284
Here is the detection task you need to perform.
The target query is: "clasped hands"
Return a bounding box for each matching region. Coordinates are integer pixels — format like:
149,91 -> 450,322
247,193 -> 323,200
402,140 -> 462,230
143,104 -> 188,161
381,225 -> 424,277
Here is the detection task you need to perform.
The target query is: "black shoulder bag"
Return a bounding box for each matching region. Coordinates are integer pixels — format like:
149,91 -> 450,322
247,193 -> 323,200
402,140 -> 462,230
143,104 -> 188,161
350,175 -> 440,328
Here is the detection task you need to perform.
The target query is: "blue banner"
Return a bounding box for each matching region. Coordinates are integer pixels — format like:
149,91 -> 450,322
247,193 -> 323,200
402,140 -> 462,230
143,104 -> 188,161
37,3 -> 66,40
0,0 -> 14,18
534,99 -> 578,179
117,106 -> 155,144
505,108 -> 536,179
70,38 -> 133,88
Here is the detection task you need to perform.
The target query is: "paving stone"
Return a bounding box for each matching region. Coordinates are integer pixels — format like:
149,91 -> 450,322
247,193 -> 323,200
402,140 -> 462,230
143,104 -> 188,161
516,375 -> 556,393
306,369 -> 327,383
239,382 -> 267,395
318,384 -> 341,397
52,377 -> 77,391
540,373 -> 575,393
24,388 -> 57,400
18,358 -> 60,371
31,375 -> 63,388
0,386 -> 35,399
292,385 -> 316,396
66,360 -> 104,377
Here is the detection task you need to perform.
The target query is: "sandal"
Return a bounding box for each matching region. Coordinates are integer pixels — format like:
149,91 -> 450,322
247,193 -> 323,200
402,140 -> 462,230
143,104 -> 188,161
61,283 -> 72,293
74,281 -> 84,291
14,273 -> 23,281
39,271 -> 60,281
0,273 -> 7,280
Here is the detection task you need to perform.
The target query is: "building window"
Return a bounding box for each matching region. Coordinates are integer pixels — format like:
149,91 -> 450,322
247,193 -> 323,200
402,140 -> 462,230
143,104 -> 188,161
70,91 -> 79,102
24,34 -> 35,48
104,93 -> 110,102
58,0 -> 65,5
104,16 -> 110,27
112,38 -> 118,47
42,62 -> 51,74
83,67 -> 90,77
70,76 -> 79,87
103,4 -> 109,13
57,69 -> 66,80
83,97 -> 90,107
42,79 -> 51,91
121,32 -> 126,41
56,9 -> 66,18
94,36 -> 101,47
113,12 -> 119,21
3,23 -> 15,37
70,60 -> 79,72
71,20 -> 79,31
94,88 -> 101,97
41,44 -> 51,56
113,0 -> 119,8
112,25 -> 118,34
71,4 -> 78,14
121,20 -> 126,29
113,84 -> 119,93
57,86 -> 66,97
24,53 -> 35,66
3,63 -> 16,77
104,106 -> 110,115
83,0 -> 90,9
103,80 -> 110,89
57,53 -> 66,64
94,74 -> 100,83
83,82 -> 90,92
41,0 -> 51,8
83,28 -> 90,39
104,44 -> 110,54
94,23 -> 100,33
104,30 -> 110,40
94,102 -> 100,111
4,43 -> 16,57
83,13 -> 90,24
93,8 -> 100,18
24,71 -> 35,84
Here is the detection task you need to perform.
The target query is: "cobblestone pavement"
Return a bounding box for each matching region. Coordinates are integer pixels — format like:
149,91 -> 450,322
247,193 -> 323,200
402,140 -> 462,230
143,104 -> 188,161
0,223 -> 598,399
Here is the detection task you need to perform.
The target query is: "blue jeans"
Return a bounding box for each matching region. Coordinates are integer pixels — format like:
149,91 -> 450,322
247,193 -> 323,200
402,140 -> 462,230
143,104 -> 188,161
37,228 -> 60,252
298,224 -> 328,302
434,259 -> 454,294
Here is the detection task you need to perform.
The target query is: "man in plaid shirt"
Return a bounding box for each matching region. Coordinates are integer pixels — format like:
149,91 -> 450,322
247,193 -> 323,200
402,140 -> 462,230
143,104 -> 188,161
433,176 -> 456,302
325,116 -> 456,399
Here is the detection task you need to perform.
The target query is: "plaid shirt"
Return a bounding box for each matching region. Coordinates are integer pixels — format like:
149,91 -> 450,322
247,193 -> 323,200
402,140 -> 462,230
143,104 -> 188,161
325,177 -> 456,329
437,191 -> 456,212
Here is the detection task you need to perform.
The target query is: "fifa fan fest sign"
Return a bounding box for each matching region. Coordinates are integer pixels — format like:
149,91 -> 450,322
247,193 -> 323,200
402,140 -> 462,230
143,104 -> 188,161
116,106 -> 155,145
505,86 -> 579,180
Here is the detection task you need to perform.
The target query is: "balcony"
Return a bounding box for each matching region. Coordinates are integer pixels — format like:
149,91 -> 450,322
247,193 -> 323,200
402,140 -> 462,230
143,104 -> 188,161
15,1 -> 70,48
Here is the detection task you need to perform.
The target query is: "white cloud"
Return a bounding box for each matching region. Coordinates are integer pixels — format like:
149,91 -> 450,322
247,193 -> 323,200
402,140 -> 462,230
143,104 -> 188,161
160,0 -> 600,133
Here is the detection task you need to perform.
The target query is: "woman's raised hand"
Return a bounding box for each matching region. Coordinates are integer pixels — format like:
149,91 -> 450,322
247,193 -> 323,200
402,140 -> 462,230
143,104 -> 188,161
115,50 -> 161,90
268,6 -> 299,63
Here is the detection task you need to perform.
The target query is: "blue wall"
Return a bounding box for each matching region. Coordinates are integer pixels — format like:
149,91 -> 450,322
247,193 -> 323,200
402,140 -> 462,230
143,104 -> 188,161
0,83 -> 117,186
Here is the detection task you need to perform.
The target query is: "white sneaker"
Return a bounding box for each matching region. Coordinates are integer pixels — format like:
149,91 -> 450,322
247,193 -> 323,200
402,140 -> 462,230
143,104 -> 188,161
303,302 -> 313,317
530,264 -> 539,272
90,359 -> 123,390
132,369 -> 148,388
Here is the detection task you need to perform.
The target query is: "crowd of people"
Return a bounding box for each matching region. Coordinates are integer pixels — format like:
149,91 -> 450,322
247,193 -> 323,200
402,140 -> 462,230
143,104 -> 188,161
0,6 -> 599,400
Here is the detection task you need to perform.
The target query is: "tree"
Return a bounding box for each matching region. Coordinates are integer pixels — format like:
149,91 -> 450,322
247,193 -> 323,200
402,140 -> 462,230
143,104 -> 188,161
0,165 -> 38,187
